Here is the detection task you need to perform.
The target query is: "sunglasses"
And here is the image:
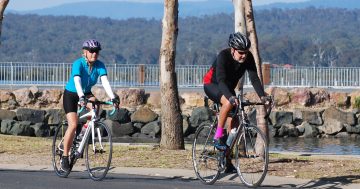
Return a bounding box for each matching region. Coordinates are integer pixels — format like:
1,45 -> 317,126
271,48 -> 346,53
88,49 -> 99,54
237,50 -> 248,55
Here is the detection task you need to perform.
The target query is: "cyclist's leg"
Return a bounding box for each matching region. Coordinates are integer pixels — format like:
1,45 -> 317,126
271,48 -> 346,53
63,113 -> 78,156
216,96 -> 232,138
62,90 -> 80,171
212,95 -> 234,151
224,116 -> 238,173
61,113 -> 78,172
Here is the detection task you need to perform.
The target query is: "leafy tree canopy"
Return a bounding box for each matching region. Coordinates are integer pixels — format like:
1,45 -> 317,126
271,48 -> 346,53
1,7 -> 359,67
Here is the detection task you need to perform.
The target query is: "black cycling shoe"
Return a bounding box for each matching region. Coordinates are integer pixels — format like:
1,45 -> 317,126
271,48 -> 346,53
60,156 -> 70,172
213,139 -> 227,151
224,162 -> 237,174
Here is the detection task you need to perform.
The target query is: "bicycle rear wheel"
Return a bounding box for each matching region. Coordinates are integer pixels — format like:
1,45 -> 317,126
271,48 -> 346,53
192,123 -> 220,185
52,122 -> 71,178
85,121 -> 112,181
235,124 -> 269,187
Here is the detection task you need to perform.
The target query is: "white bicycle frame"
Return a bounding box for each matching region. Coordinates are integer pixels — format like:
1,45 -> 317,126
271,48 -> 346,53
76,108 -> 104,155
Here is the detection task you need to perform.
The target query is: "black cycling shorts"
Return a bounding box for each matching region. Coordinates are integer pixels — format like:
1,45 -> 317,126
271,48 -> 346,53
63,89 -> 94,114
204,83 -> 235,104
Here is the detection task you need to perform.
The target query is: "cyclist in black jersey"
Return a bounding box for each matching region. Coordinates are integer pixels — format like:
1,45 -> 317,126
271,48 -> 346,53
203,32 -> 267,173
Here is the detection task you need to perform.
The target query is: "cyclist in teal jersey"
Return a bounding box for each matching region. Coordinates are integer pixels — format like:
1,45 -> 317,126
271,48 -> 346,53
61,39 -> 119,172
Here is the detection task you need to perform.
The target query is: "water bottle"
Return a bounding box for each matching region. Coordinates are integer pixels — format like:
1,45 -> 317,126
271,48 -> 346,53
78,124 -> 88,141
226,128 -> 237,146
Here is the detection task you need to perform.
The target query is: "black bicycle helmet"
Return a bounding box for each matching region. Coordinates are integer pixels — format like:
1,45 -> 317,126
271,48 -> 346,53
228,32 -> 251,51
82,39 -> 102,51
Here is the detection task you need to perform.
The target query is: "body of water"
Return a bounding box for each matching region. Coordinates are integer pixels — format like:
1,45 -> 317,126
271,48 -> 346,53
269,137 -> 360,155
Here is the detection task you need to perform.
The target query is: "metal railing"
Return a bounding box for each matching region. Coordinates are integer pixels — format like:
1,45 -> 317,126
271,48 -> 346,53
271,66 -> 360,88
0,62 -> 360,88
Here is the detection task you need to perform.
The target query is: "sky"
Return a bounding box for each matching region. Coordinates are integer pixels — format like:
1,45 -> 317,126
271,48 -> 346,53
7,0 -> 308,11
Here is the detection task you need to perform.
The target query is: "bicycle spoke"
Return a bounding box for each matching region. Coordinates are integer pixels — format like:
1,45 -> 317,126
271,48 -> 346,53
85,122 -> 112,181
192,124 -> 220,185
52,122 -> 71,178
235,125 -> 269,187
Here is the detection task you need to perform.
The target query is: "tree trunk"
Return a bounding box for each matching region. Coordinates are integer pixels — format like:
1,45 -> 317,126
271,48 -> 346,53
244,0 -> 268,142
0,0 -> 9,46
159,0 -> 184,150
233,0 -> 246,100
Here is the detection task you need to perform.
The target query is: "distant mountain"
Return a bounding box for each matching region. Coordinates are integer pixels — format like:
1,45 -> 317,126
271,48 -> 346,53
257,0 -> 360,10
6,0 -> 360,20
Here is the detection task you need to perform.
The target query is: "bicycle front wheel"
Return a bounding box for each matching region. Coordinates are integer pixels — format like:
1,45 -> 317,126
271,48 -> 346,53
85,121 -> 112,181
192,123 -> 220,185
52,122 -> 71,178
235,124 -> 269,187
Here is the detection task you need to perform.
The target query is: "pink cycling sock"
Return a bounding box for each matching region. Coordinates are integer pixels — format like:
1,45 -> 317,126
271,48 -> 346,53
214,126 -> 224,140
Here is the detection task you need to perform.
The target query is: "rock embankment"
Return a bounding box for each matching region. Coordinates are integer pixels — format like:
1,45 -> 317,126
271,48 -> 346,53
1,86 -> 360,141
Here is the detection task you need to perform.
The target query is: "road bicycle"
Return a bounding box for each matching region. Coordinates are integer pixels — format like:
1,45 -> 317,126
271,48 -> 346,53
52,100 -> 116,181
192,95 -> 273,187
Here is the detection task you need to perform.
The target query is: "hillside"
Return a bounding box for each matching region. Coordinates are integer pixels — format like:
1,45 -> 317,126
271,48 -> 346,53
1,8 -> 360,67
8,0 -> 360,20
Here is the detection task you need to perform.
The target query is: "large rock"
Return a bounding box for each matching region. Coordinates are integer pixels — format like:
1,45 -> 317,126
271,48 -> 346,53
1,119 -> 16,134
116,88 -> 146,107
182,114 -> 191,136
141,120 -> 161,136
344,124 -> 360,134
330,92 -> 349,107
269,111 -> 293,128
318,118 -> 344,135
145,91 -> 161,109
107,108 -> 131,123
29,86 -> 40,98
299,122 -> 319,138
293,110 -> 323,126
322,106 -> 356,126
0,90 -> 16,103
45,109 -> 65,125
310,88 -> 330,104
290,88 -> 312,106
180,92 -> 205,109
13,88 -> 34,106
131,107 -> 158,123
16,108 -> 46,124
31,122 -> 50,137
37,89 -> 63,107
243,91 -> 261,102
91,87 -> 108,101
266,87 -> 291,106
9,121 -> 35,136
276,123 -> 299,137
189,107 -> 213,129
0,109 -> 16,120
104,120 -> 134,137
0,90 -> 17,109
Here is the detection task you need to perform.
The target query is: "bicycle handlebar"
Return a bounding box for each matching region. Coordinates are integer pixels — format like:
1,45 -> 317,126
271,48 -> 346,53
77,100 -> 119,116
233,95 -> 274,119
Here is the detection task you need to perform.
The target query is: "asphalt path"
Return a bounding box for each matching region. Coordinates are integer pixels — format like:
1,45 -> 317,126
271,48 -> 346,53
0,169 -> 279,189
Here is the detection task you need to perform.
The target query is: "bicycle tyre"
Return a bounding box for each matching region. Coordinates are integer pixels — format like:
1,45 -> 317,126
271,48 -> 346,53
192,123 -> 220,185
235,124 -> 269,187
52,122 -> 71,178
85,121 -> 112,181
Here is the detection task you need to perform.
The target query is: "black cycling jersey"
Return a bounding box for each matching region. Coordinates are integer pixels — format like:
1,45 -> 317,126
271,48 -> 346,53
203,48 -> 265,101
